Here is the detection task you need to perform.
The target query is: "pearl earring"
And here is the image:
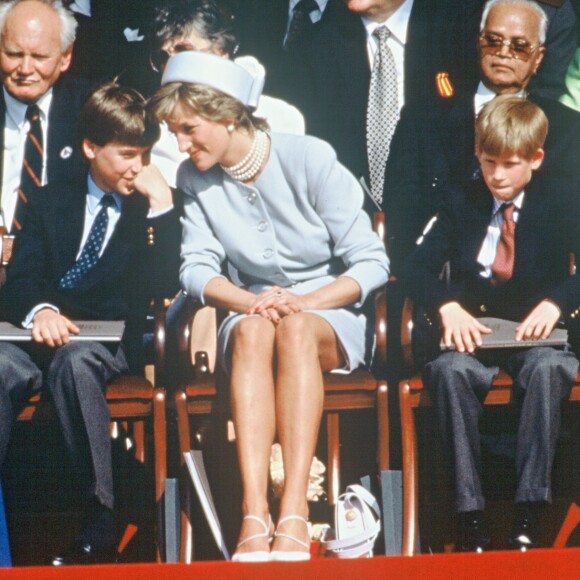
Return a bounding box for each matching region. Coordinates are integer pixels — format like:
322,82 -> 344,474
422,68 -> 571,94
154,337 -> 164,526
227,124 -> 235,133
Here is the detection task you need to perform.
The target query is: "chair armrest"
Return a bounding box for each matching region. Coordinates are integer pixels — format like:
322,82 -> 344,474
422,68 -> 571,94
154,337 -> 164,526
374,286 -> 387,371
163,292 -> 211,388
373,211 -> 385,247
401,297 -> 415,372
152,297 -> 168,387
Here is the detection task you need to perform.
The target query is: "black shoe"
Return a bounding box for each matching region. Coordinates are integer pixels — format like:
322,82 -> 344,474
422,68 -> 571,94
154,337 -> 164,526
51,502 -> 117,566
50,539 -> 118,566
509,503 -> 541,551
457,511 -> 491,553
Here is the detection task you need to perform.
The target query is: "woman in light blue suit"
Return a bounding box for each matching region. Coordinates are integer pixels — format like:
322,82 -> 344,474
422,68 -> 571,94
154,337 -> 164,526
150,51 -> 389,563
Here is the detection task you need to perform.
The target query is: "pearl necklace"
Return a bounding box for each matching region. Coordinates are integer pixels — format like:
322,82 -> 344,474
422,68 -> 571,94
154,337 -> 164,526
221,130 -> 269,182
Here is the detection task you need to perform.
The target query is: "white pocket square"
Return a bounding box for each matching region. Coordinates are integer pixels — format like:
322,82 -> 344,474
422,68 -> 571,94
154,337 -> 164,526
124,27 -> 144,42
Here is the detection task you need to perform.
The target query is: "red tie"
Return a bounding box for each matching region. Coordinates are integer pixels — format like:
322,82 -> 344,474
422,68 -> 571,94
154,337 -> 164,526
491,203 -> 516,285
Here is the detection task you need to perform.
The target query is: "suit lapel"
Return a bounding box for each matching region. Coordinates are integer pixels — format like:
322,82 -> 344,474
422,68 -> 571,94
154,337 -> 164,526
439,87 -> 477,181
512,179 -> 544,278
333,6 -> 369,108
54,185 -> 86,276
46,78 -> 81,181
404,0 -> 434,103
463,180 -> 494,271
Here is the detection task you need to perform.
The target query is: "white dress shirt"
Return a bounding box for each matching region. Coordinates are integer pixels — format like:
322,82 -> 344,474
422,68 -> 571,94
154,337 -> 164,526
474,81 -> 526,115
2,88 -> 53,230
477,190 -> 524,278
361,0 -> 414,112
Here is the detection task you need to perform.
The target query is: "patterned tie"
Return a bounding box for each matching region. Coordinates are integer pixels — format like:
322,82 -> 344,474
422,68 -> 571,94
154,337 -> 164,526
366,26 -> 399,206
59,195 -> 115,289
13,105 -> 44,231
491,203 -> 516,285
285,0 -> 318,50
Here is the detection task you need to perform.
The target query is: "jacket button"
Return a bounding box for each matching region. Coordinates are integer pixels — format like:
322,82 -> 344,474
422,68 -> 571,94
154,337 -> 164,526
480,304 -> 487,313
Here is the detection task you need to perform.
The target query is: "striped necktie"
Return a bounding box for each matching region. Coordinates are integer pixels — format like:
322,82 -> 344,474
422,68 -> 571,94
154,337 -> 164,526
13,105 -> 44,231
59,195 -> 115,289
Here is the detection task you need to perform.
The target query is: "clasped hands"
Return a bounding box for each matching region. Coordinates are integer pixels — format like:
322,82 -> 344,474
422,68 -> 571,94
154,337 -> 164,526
246,286 -> 310,324
439,300 -> 562,353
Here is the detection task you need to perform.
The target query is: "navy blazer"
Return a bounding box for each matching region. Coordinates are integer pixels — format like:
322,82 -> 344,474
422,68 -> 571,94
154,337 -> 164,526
0,180 -> 182,371
383,82 -> 580,276
0,75 -> 93,219
404,174 -> 580,352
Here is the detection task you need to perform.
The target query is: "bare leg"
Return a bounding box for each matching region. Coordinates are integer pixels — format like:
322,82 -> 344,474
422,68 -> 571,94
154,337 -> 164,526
272,313 -> 344,554
230,317 -> 276,556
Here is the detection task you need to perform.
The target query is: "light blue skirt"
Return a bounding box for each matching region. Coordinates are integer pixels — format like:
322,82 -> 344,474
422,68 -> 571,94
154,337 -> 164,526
216,276 -> 371,375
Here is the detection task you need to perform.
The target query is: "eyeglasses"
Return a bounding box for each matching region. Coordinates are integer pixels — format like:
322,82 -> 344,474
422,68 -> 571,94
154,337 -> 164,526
149,41 -> 215,73
479,33 -> 542,62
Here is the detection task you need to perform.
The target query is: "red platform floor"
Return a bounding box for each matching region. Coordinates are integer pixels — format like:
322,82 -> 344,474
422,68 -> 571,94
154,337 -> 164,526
0,549 -> 579,580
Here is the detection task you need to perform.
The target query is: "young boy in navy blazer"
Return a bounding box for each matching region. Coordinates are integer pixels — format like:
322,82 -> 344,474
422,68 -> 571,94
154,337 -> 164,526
405,95 -> 580,552
0,83 -> 181,565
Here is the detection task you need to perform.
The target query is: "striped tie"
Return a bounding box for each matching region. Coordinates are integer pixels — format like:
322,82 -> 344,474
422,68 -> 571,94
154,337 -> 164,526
13,105 -> 43,231
59,195 -> 115,289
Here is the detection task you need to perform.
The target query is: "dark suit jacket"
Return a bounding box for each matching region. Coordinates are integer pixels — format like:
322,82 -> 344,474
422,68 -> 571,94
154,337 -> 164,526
68,0 -> 159,96
0,75 -> 93,223
404,174 -> 580,355
285,0 -> 480,191
235,0 -> 334,102
383,82 -> 580,276
0,180 -> 182,372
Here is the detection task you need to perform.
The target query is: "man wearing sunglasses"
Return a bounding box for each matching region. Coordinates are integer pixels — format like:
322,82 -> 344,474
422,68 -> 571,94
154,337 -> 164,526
383,0 -> 580,278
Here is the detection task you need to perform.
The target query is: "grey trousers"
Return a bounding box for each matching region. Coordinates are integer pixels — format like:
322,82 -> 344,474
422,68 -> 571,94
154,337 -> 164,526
0,341 -> 128,510
425,347 -> 579,513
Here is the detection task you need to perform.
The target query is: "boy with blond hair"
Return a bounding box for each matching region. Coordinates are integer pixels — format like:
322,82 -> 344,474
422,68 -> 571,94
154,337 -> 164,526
405,95 -> 580,552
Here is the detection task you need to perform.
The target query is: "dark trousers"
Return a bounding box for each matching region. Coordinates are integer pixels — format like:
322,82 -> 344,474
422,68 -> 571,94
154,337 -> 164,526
424,347 -> 579,513
0,341 -> 128,510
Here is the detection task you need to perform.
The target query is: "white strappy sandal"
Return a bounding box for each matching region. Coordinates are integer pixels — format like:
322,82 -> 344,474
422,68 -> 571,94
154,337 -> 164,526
231,514 -> 273,563
270,515 -> 311,562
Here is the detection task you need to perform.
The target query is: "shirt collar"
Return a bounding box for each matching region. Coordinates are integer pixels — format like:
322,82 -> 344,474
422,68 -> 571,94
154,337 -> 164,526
362,0 -> 414,45
68,0 -> 91,17
4,86 -> 53,128
492,190 -> 525,215
475,81 -> 527,114
87,174 -> 123,214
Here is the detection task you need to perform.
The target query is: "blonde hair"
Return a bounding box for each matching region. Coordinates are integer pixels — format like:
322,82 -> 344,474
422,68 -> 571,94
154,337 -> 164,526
475,95 -> 548,159
148,82 -> 269,134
